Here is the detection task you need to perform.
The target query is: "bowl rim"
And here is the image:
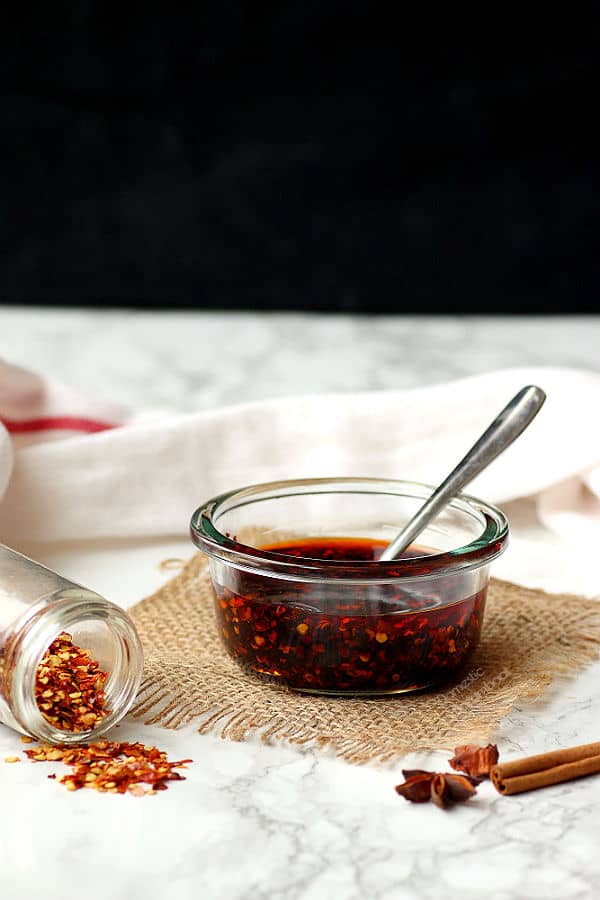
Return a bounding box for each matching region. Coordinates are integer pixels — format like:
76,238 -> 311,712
190,477 -> 509,582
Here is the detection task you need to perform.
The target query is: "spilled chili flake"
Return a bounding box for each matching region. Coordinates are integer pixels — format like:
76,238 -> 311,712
35,632 -> 109,732
214,537 -> 487,693
5,632 -> 193,796
24,740 -> 192,795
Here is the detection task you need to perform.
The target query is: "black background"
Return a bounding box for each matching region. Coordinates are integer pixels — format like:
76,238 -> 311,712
1,6 -> 598,313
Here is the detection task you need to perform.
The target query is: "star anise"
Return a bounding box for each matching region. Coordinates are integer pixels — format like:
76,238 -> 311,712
430,773 -> 478,808
395,771 -> 434,803
448,743 -> 499,778
395,769 -> 479,809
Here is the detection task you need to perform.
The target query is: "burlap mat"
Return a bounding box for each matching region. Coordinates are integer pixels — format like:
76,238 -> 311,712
128,554 -> 600,764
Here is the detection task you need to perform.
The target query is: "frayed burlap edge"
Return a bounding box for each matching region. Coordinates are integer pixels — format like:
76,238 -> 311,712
128,554 -> 600,764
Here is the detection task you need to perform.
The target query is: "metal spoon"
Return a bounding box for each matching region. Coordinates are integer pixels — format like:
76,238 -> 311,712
379,384 -> 546,561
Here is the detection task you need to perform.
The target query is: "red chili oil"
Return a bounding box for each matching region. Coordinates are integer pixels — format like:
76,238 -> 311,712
213,537 -> 486,694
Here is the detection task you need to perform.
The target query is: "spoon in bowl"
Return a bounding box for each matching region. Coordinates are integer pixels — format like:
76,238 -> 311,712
379,384 -> 546,561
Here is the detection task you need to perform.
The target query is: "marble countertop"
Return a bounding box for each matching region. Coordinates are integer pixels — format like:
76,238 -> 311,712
1,309 -> 600,900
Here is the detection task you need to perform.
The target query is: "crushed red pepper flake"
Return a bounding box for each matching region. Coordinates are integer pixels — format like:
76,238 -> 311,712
395,768 -> 480,809
449,743 -> 499,778
24,740 -> 192,795
12,633 -> 192,797
35,632 -> 109,733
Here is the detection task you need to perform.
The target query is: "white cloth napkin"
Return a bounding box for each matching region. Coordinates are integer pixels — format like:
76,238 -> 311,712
1,360 -> 600,550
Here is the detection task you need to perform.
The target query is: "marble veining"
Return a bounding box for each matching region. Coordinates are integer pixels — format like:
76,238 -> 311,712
1,309 -> 600,900
2,310 -> 600,414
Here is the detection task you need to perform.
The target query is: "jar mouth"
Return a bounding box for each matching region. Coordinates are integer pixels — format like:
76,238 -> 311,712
7,594 -> 144,744
191,477 -> 509,582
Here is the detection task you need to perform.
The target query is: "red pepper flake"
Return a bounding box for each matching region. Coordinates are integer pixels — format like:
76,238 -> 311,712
34,632 -> 109,733
395,768 -> 479,809
449,744 -> 499,778
24,740 -> 192,795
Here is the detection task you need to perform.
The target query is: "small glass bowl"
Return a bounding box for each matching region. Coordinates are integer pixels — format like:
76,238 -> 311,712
190,478 -> 509,696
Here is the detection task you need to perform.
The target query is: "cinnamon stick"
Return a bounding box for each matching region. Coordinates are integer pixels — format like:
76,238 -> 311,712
491,742 -> 600,795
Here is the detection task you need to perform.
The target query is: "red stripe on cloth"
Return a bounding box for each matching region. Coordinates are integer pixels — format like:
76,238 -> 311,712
0,415 -> 118,435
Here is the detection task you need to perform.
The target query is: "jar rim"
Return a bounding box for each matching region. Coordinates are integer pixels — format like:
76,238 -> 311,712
5,593 -> 144,743
190,477 -> 509,581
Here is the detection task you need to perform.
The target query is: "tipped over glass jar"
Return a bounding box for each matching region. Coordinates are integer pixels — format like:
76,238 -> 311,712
191,478 -> 509,696
0,544 -> 144,742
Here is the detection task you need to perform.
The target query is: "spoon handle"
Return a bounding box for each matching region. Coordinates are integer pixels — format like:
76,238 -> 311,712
379,385 -> 546,561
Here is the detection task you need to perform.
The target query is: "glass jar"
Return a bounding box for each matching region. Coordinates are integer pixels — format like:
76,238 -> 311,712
191,477 -> 509,696
0,544 -> 144,742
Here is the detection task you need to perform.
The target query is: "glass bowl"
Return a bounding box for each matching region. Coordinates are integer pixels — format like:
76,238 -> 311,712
190,478 -> 509,696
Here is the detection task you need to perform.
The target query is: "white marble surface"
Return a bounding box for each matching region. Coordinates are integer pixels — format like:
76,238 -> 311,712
1,308 -> 600,900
